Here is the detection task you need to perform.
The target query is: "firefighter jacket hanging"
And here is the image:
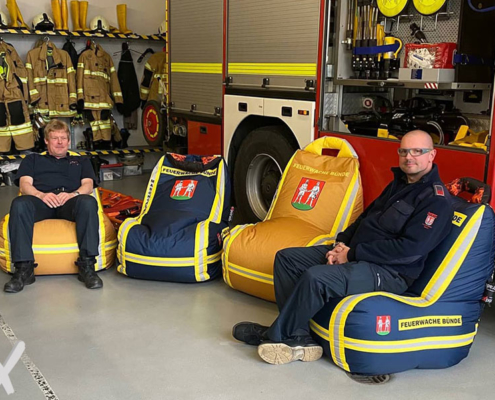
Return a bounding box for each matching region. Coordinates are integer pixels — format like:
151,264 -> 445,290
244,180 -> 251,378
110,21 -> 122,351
140,52 -> 167,103
117,43 -> 140,117
26,41 -> 77,118
0,41 -> 33,152
77,43 -> 123,141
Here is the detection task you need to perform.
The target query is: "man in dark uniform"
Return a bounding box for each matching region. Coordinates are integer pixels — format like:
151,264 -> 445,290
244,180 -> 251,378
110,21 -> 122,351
4,119 -> 102,293
233,130 -> 454,365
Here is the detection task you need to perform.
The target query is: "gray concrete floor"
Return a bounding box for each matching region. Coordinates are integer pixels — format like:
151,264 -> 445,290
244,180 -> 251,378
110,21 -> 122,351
0,175 -> 494,400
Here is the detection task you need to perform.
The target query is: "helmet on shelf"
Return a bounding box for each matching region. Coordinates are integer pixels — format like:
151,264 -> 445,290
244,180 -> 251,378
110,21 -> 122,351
0,12 -> 8,29
32,13 -> 55,31
158,19 -> 167,36
90,16 -> 109,33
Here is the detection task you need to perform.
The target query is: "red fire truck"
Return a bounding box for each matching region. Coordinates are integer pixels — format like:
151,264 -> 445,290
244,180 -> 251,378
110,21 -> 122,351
148,0 -> 495,222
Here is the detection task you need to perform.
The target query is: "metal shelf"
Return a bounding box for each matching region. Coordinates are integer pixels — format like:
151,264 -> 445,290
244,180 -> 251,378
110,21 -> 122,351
0,147 -> 162,161
335,79 -> 492,91
0,28 -> 166,41
76,147 -> 163,157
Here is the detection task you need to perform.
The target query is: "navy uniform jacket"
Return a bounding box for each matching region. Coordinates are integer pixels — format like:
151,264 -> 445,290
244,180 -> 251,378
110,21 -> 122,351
336,164 -> 453,284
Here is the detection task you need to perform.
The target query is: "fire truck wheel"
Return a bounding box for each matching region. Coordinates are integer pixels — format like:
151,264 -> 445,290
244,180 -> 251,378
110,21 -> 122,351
234,125 -> 297,222
141,100 -> 166,147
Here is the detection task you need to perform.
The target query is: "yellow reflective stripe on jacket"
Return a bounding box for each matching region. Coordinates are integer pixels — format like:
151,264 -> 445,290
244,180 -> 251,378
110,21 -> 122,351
48,110 -> 77,117
67,67 -> 75,74
19,77 -> 27,84
320,206 -> 485,372
47,78 -> 68,84
140,88 -> 150,94
77,88 -> 83,94
33,77 -> 47,83
171,63 -> 222,74
25,63 -> 32,69
77,63 -> 84,68
69,93 -> 77,98
113,92 -> 122,97
29,89 -> 39,96
228,62 -> 317,76
110,66 -> 116,73
84,70 -> 110,81
84,102 -> 113,109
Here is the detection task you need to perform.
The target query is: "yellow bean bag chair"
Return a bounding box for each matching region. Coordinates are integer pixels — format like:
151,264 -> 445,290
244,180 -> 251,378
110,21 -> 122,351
0,189 -> 117,275
223,137 -> 363,302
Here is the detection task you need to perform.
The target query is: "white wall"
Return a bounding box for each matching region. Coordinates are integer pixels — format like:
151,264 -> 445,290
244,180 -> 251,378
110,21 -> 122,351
1,0 -> 166,151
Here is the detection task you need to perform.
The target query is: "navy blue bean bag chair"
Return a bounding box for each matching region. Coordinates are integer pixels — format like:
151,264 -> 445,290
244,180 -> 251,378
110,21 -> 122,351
117,153 -> 230,282
310,199 -> 494,375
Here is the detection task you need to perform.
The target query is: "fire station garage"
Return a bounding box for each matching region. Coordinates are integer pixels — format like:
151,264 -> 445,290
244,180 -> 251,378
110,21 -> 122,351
0,0 -> 494,398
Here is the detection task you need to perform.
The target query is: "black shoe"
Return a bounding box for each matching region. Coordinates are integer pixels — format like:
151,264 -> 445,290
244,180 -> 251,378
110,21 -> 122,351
75,257 -> 103,289
4,262 -> 36,293
346,372 -> 391,384
257,336 -> 323,365
232,322 -> 269,346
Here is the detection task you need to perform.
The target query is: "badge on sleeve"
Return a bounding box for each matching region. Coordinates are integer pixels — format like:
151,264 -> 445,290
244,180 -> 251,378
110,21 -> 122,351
434,185 -> 445,196
423,212 -> 437,229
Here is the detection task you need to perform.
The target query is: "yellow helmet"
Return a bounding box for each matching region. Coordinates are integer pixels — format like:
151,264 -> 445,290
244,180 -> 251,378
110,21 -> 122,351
90,15 -> 109,33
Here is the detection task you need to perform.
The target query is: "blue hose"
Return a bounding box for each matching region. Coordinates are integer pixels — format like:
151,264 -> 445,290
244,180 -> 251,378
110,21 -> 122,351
467,0 -> 495,12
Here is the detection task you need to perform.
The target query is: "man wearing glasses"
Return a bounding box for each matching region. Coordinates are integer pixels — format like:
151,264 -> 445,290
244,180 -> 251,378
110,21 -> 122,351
233,130 -> 454,365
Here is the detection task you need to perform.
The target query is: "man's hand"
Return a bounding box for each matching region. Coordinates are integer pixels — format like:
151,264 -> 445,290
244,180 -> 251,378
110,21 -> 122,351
38,192 -> 60,208
56,192 -> 75,206
333,245 -> 350,265
326,243 -> 350,265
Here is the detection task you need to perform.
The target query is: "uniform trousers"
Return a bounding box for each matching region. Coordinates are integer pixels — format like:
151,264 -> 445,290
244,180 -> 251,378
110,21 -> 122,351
9,194 -> 99,263
266,245 -> 409,342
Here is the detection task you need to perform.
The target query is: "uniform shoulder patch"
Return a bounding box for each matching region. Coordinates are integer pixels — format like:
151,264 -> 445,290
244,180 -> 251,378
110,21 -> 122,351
434,185 -> 445,197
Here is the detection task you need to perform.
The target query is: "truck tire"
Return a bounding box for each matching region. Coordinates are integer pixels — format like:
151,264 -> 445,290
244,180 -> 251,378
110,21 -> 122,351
141,100 -> 166,147
234,125 -> 297,223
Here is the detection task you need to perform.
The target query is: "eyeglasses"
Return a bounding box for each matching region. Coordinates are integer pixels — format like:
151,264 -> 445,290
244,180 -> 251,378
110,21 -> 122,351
397,148 -> 433,157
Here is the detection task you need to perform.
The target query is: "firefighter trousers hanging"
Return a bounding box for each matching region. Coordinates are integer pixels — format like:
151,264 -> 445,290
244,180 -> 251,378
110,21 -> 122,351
85,110 -> 111,141
0,99 -> 34,152
0,44 -> 34,152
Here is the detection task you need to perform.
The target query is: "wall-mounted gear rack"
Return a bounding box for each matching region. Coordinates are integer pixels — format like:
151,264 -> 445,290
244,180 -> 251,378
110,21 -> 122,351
0,147 -> 163,161
0,28 -> 166,41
